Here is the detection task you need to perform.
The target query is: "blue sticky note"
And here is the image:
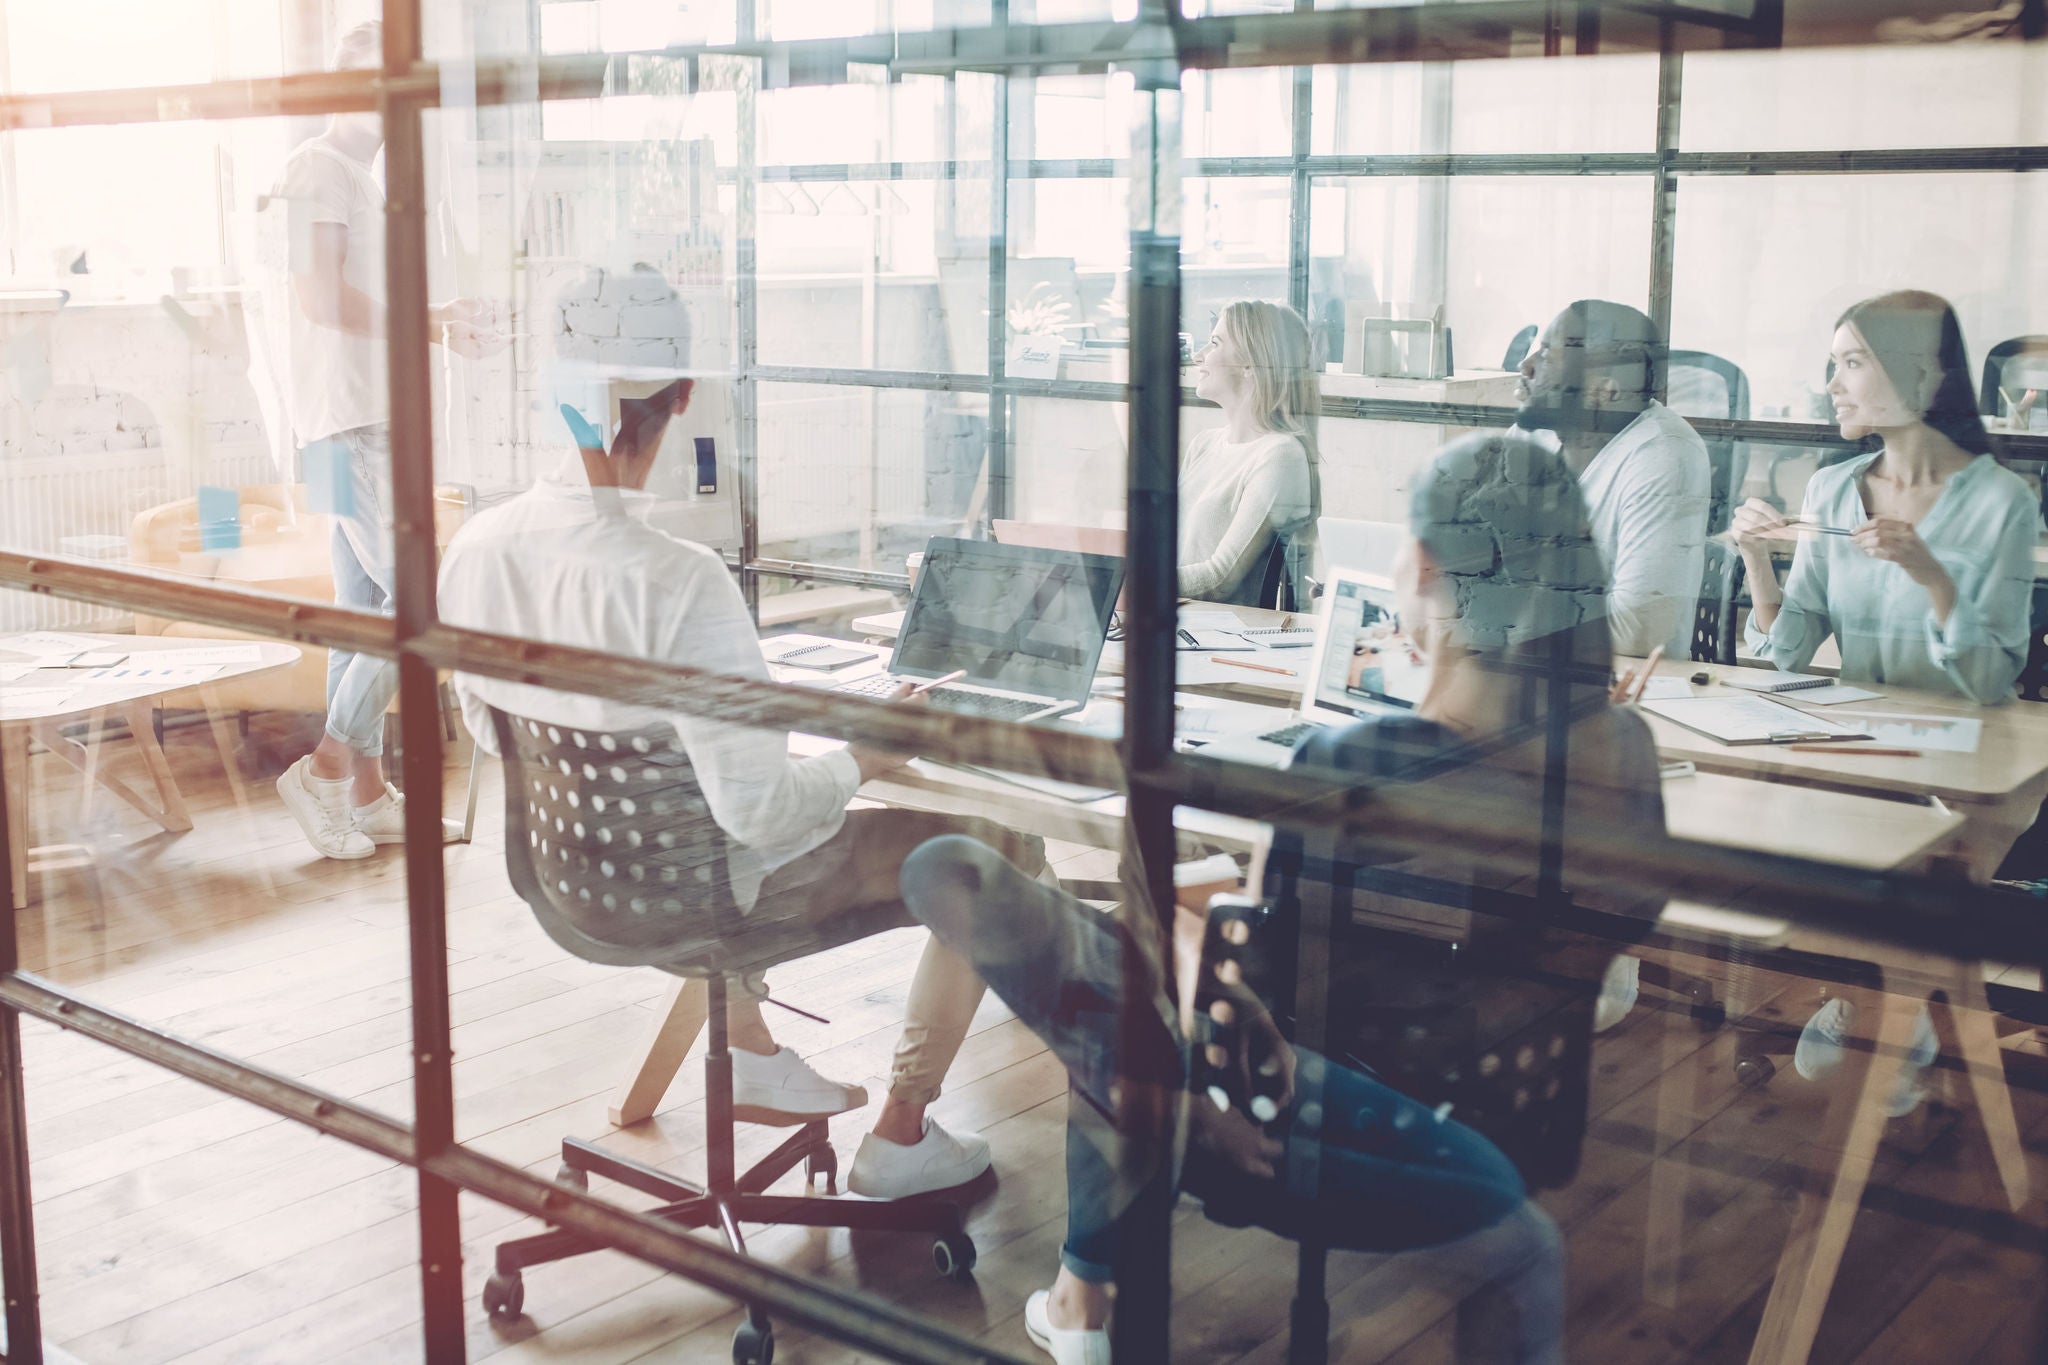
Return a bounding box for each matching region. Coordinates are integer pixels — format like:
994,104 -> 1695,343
196,485 -> 241,553
301,438 -> 354,517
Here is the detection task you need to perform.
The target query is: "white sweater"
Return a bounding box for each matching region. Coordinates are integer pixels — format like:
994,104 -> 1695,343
1179,429 -> 1314,604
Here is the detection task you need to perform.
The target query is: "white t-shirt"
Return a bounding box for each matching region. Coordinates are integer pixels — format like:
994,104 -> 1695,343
1572,400 -> 1712,658
279,135 -> 388,443
440,470 -> 863,911
1178,429 -> 1313,604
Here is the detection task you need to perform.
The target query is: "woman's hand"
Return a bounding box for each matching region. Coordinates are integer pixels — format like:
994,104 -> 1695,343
1851,516 -> 1947,584
1729,497 -> 1792,553
1852,516 -> 1957,623
1188,1092 -> 1285,1180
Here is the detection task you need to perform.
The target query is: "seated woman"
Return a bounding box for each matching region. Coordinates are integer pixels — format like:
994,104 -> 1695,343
1733,290 -> 2037,706
1180,300 -> 1321,606
1732,291 -> 2038,1103
901,432 -> 1669,1365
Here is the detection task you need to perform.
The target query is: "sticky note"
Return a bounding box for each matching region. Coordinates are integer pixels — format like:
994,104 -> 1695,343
196,485 -> 241,552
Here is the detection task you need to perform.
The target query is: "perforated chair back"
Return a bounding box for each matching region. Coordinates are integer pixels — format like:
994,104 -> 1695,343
2018,583 -> 2048,705
490,707 -> 745,974
1690,537 -> 1744,665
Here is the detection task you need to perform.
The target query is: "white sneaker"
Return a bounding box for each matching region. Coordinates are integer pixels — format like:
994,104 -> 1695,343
352,783 -> 407,845
277,756 -> 375,860
847,1118 -> 991,1198
1793,998 -> 1939,1117
1593,954 -> 1641,1034
730,1046 -> 868,1125
1025,1290 -> 1111,1365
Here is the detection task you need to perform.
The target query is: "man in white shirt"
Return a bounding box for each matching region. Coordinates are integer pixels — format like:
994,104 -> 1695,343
271,20 -> 498,862
1514,300 -> 1711,659
439,265 -> 1043,1197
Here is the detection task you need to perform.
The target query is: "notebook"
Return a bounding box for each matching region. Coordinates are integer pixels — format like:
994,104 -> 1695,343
1724,672 -> 1836,695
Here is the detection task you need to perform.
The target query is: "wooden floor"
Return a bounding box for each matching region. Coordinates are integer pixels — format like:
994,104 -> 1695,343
8,712 -> 2048,1364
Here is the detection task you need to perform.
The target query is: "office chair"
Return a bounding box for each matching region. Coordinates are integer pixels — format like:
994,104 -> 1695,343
1689,537 -> 1745,667
1665,350 -> 1752,536
1499,324 -> 1538,372
478,708 -> 974,1365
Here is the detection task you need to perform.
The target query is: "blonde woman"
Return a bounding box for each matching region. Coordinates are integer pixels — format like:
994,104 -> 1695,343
1182,300 -> 1321,606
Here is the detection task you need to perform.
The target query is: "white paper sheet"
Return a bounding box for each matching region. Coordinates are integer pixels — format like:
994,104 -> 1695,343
1825,711 -> 1983,753
149,644 -> 266,667
0,688 -> 78,719
1642,695 -> 1872,745
1635,677 -> 1693,701
80,663 -> 222,688
0,663 -> 38,684
0,631 -> 104,657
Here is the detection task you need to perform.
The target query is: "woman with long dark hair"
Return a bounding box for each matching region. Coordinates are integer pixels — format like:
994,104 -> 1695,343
1732,290 -> 2038,705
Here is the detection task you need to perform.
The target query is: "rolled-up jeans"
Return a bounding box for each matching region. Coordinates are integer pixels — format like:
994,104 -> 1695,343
900,834 -> 1565,1365
320,424 -> 399,758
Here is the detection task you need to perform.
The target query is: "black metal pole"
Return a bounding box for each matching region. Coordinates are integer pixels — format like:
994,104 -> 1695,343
1115,40 -> 1184,1363
380,8 -> 466,1359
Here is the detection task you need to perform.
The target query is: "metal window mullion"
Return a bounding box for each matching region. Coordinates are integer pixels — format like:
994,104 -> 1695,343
1286,46 -> 1312,321
0,508 -> 42,1364
379,7 -> 465,1359
1647,28 -> 1681,397
983,3 -> 1014,524
736,22 -> 764,615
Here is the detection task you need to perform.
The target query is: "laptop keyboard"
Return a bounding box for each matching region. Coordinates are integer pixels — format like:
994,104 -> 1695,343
1256,721 -> 1315,748
838,674 -> 1049,722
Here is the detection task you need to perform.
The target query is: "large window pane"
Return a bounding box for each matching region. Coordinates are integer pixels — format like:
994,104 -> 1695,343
0,0 -> 370,94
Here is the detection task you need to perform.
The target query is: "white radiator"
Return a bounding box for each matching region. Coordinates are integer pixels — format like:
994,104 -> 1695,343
0,444 -> 279,632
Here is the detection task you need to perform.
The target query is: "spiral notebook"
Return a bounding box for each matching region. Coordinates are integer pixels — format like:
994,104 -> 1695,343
1724,672 -> 1835,695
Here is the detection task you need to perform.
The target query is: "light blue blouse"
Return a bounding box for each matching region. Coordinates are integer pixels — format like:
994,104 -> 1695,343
1745,451 -> 2040,705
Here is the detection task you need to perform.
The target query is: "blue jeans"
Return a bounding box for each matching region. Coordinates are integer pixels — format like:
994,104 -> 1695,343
900,835 -> 1564,1365
320,425 -> 398,757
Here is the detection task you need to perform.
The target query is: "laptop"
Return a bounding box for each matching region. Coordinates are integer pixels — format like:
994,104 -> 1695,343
1197,567 -> 1428,767
836,536 -> 1124,723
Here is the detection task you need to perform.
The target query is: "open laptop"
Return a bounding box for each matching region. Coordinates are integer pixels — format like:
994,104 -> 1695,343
836,537 -> 1124,723
1197,567 -> 1428,767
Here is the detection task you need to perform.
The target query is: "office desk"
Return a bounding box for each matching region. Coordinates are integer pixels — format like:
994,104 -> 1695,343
2,633 -> 301,909
1630,656 -> 2048,881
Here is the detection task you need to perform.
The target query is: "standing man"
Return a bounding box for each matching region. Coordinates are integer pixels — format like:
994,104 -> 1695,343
272,20 -> 497,859
1514,299 -> 1712,660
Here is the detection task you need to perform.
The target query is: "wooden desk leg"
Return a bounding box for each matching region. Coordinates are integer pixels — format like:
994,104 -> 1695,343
28,702 -> 192,834
1951,968 -> 2031,1213
1644,984 -> 1705,1307
4,722 -> 29,912
1747,987 -> 1918,1365
609,976 -> 709,1128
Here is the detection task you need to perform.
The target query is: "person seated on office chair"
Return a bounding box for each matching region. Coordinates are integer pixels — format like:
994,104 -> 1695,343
899,431 -> 1668,1364
1180,300 -> 1321,607
438,263 -> 1051,1199
1514,299 -> 1711,660
1730,290 -> 2039,1105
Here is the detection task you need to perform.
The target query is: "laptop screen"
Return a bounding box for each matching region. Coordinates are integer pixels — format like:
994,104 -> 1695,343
891,538 -> 1124,702
1306,571 -> 1428,718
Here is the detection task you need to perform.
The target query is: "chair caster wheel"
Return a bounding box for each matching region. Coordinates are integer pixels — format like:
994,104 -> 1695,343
932,1231 -> 977,1280
483,1270 -> 525,1322
805,1148 -> 838,1195
1735,1054 -> 1777,1089
555,1162 -> 589,1191
1692,999 -> 1727,1031
733,1318 -> 775,1365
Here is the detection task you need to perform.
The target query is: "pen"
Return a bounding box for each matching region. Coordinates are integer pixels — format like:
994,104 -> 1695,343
1178,628 -> 1199,647
910,669 -> 967,695
1210,655 -> 1297,677
1787,744 -> 1921,756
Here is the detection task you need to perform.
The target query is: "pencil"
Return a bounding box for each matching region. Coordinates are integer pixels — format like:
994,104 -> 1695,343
1786,744 -> 1921,756
1630,646 -> 1666,704
1210,655 -> 1297,677
910,669 -> 967,695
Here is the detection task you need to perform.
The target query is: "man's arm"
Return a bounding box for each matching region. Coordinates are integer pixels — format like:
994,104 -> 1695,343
1602,442 -> 1710,656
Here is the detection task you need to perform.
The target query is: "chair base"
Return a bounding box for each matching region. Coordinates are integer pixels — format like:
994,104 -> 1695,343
485,1125 -> 975,1363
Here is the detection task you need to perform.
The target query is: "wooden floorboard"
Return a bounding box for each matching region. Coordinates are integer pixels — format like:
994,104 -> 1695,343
7,717 -> 2048,1362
